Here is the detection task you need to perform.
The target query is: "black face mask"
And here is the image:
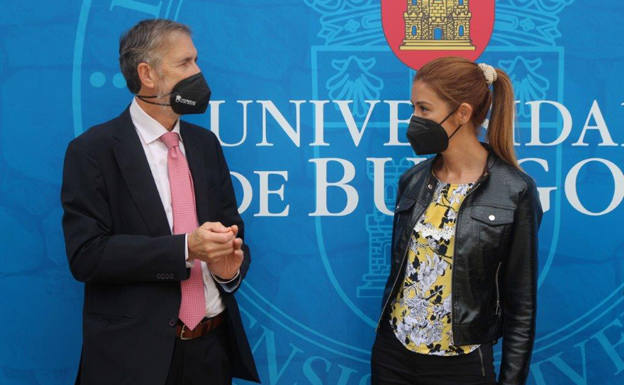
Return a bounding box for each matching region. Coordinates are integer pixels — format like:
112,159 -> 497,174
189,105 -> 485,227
406,108 -> 462,155
137,72 -> 211,115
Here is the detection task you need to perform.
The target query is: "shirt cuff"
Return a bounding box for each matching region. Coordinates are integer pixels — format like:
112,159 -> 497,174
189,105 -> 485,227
184,233 -> 193,268
212,270 -> 241,293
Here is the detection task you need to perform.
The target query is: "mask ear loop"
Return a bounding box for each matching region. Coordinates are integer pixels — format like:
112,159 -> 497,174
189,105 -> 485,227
448,124 -> 463,140
439,105 -> 463,139
438,106 -> 458,125
136,92 -> 173,106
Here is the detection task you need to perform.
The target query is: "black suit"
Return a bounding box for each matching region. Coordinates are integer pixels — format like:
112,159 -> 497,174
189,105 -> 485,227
61,107 -> 259,384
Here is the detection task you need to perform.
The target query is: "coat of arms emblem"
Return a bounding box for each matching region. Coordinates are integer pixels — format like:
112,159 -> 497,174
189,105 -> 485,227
382,0 -> 495,69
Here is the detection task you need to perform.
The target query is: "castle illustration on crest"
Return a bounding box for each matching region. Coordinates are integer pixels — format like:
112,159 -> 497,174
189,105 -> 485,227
400,0 -> 475,51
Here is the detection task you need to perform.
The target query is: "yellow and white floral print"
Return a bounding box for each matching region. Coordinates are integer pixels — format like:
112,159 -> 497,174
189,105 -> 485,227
389,182 -> 480,356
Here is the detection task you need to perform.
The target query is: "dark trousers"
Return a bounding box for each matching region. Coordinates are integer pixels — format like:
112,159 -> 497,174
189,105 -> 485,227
371,320 -> 497,385
165,324 -> 232,385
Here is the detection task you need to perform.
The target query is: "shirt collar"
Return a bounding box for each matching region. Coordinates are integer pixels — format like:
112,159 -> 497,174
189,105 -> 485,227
129,98 -> 181,145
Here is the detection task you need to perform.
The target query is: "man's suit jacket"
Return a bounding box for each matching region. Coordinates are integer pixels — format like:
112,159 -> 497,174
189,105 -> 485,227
61,108 -> 259,384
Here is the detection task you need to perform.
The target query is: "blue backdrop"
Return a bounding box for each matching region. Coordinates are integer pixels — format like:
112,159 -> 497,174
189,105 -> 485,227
1,1 -> 623,384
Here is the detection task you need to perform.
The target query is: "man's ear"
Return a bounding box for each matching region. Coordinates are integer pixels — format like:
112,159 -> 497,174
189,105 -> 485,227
456,102 -> 474,125
137,62 -> 156,90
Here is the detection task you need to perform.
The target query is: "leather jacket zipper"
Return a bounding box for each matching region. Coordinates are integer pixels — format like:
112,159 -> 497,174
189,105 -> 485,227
495,261 -> 502,315
478,346 -> 486,376
376,194 -> 431,331
376,242 -> 411,331
450,181 -> 481,343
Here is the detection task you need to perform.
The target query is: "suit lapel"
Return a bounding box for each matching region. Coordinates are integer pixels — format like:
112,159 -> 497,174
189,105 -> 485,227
112,108 -> 171,236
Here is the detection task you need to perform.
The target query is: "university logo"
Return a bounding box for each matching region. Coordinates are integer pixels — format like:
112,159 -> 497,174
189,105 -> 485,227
381,0 -> 495,69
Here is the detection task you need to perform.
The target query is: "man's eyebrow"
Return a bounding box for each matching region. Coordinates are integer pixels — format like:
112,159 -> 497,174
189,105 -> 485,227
176,54 -> 197,63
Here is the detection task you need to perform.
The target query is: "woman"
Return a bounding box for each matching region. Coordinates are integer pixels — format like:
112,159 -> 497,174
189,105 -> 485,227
371,57 -> 542,385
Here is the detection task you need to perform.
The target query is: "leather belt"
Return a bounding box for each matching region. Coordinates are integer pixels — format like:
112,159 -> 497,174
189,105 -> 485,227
176,312 -> 225,340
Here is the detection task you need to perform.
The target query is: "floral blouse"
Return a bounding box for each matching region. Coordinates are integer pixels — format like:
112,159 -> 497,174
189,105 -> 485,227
389,181 -> 480,356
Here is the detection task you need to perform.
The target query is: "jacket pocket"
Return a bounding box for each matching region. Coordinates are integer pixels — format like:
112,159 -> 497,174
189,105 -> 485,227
469,205 -> 514,280
393,196 -> 416,236
390,196 -> 417,269
470,205 -> 514,226
471,205 -> 514,252
394,196 -> 416,214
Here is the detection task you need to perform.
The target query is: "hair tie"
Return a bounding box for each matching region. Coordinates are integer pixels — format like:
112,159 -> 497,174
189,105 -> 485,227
478,63 -> 498,85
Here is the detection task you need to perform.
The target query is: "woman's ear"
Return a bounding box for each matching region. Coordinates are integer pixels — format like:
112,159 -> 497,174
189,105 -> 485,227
456,102 -> 474,125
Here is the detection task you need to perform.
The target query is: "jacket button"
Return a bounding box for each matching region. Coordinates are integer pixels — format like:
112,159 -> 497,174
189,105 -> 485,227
427,184 -> 433,189
488,214 -> 496,221
169,319 -> 177,327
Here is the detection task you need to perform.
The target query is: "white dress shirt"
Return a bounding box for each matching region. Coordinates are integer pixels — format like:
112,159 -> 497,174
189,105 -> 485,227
129,98 -> 240,318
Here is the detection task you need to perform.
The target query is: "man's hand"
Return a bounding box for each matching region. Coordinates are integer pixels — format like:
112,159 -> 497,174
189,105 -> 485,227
188,222 -> 235,261
187,222 -> 243,280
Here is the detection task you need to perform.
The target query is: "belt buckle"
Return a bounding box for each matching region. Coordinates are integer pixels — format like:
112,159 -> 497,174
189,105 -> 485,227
179,324 -> 192,341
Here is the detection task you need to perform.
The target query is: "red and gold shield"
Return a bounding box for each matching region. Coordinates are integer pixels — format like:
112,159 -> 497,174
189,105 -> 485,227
382,0 -> 495,70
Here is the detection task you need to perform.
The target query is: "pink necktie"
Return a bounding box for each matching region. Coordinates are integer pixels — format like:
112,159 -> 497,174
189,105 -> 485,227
160,131 -> 206,330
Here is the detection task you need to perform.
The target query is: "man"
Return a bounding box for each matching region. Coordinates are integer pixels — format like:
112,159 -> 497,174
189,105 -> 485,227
61,19 -> 259,385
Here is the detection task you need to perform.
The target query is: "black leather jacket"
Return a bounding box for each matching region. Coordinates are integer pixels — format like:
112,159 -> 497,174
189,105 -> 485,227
378,147 -> 543,385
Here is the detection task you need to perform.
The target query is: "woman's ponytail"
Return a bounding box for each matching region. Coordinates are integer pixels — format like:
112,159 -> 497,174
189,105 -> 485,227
487,69 -> 519,168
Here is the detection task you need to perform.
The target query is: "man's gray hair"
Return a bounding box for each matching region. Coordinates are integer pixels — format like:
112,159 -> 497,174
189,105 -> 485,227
119,19 -> 191,94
